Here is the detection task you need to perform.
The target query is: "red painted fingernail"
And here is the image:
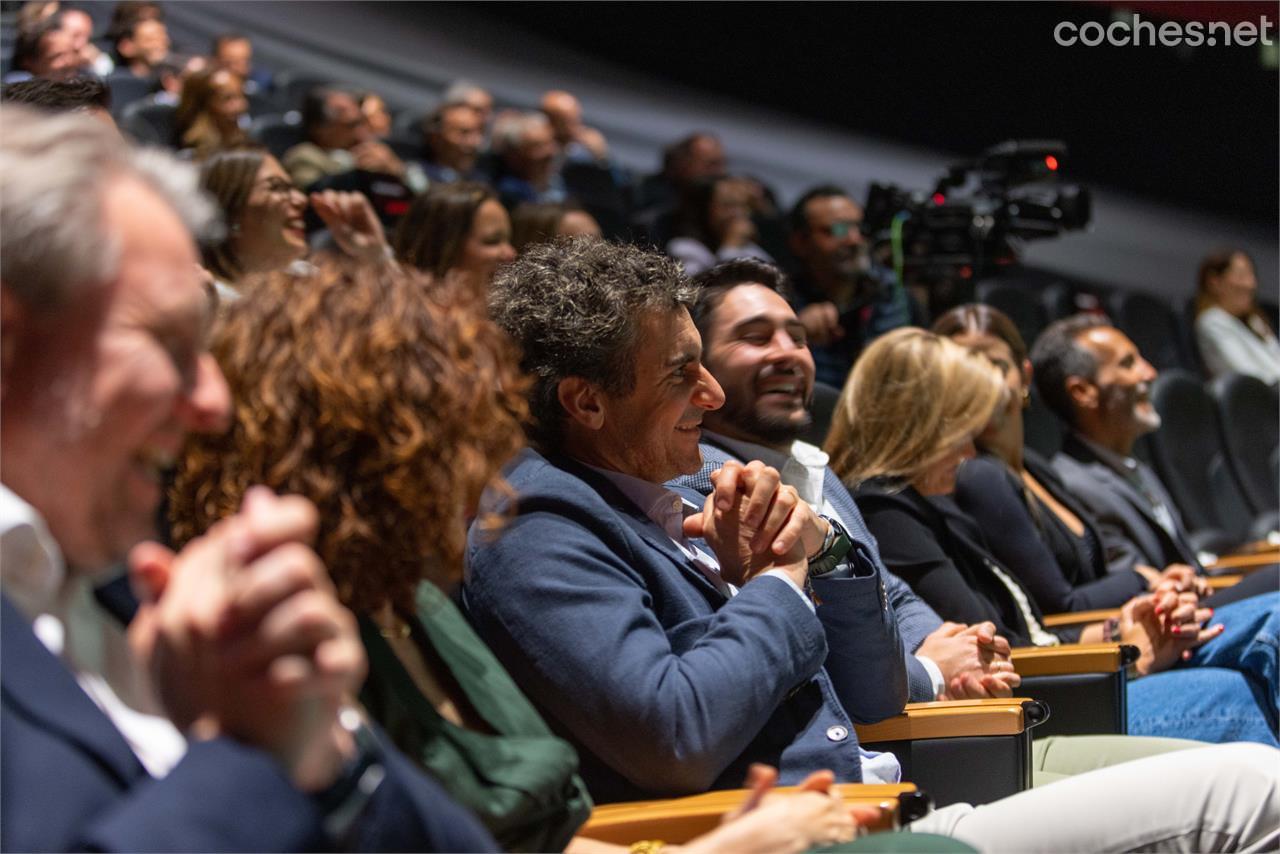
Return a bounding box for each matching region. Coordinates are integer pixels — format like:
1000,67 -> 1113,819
1207,608 -> 1214,617
1182,650 -> 1192,660
1154,605 -> 1163,615
1171,625 -> 1182,635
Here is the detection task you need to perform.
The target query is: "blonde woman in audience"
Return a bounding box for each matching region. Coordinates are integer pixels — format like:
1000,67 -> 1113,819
1194,248 -> 1280,384
169,259 -> 882,854
828,327 -> 1280,746
393,181 -> 516,292
198,147 -> 391,301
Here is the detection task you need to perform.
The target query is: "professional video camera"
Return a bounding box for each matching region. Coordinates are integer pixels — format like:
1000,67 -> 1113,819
862,140 -> 1091,289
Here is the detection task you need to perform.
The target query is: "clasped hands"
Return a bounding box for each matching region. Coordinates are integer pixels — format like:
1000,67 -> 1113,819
127,486 -> 365,792
682,460 -> 829,589
916,621 -> 1021,701
1118,581 -> 1222,676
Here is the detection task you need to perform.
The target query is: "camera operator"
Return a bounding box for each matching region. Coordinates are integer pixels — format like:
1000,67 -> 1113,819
786,184 -> 918,388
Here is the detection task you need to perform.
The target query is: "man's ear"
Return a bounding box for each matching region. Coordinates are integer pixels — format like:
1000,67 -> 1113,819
557,376 -> 606,431
1020,359 -> 1033,392
1065,375 -> 1097,412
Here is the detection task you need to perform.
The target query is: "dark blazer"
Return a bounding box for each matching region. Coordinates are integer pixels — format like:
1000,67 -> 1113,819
853,480 -> 1069,648
1054,434 -> 1204,572
0,593 -> 497,853
461,449 -> 907,804
669,437 -> 945,703
955,452 -> 1149,614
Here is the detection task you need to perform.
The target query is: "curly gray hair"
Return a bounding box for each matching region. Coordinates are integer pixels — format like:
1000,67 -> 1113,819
490,237 -> 696,447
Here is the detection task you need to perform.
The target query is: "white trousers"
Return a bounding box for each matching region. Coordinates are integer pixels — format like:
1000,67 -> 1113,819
910,743 -> 1280,852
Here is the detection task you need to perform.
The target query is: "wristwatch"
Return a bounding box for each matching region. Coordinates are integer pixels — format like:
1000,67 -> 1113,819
314,707 -> 387,845
808,516 -> 854,577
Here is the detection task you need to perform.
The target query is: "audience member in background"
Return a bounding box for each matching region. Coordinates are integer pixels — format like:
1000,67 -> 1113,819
15,0 -> 59,32
1194,248 -> 1280,385
169,260 -> 862,854
539,89 -> 608,163
666,175 -> 775,276
0,104 -> 495,854
174,66 -> 248,158
787,185 -> 916,388
635,131 -> 726,214
510,201 -> 600,253
5,13 -> 78,83
199,148 -> 391,301
59,6 -> 114,76
112,16 -> 170,81
393,181 -> 514,292
466,238 -> 1280,851
152,52 -> 208,107
1032,315 -> 1224,571
284,85 -> 408,191
935,305 -> 1192,614
1,73 -> 112,125
359,90 -> 392,139
418,102 -> 487,184
673,260 -> 1021,706
106,0 -> 162,40
441,78 -> 494,132
831,327 -> 1280,745
211,32 -> 271,94
490,110 -> 565,208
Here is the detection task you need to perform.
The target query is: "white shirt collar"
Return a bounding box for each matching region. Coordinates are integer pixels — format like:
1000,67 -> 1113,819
0,482 -> 67,620
704,432 -> 831,510
584,463 -> 694,542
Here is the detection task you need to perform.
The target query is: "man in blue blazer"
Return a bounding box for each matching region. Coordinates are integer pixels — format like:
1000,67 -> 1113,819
464,238 -> 909,805
669,260 -> 1022,705
0,107 -> 494,853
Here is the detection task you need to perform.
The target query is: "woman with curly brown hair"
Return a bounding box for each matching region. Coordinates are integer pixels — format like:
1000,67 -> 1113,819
169,259 -> 871,854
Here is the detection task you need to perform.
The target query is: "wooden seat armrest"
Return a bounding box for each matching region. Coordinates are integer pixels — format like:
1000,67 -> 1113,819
1041,608 -> 1119,628
853,698 -> 1046,742
1205,574 -> 1244,589
1012,642 -> 1138,676
1206,552 -> 1278,572
578,783 -> 919,843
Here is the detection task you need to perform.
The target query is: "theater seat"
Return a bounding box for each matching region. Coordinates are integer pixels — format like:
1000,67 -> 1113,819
580,782 -> 928,844
1212,373 -> 1280,514
249,113 -> 307,160
119,99 -> 177,148
801,381 -> 841,448
1107,290 -> 1194,372
1146,370 -> 1256,544
975,279 -> 1049,349
855,697 -> 1048,808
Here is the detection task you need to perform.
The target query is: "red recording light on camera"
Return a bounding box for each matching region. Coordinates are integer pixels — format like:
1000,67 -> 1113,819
1044,155 -> 1059,171
931,192 -> 946,205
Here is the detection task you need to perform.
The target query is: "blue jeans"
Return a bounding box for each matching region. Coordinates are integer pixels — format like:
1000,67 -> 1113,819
1128,592 -> 1279,745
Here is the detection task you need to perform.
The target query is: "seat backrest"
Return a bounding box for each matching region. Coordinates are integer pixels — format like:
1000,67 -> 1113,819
975,280 -> 1049,349
105,72 -> 152,116
249,113 -> 306,160
801,380 -> 841,449
1146,370 -> 1248,538
270,71 -> 333,114
1212,372 -> 1280,513
1023,385 -> 1064,460
1106,290 -> 1193,371
120,99 -> 177,148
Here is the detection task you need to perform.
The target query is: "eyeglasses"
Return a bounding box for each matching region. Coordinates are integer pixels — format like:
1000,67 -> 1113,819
816,220 -> 864,239
254,177 -> 299,197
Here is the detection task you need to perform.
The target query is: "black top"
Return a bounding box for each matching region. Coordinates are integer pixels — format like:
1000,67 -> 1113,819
851,479 -> 1076,647
954,451 -> 1149,614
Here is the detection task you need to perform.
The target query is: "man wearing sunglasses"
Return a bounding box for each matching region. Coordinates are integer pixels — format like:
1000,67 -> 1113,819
787,184 -> 916,388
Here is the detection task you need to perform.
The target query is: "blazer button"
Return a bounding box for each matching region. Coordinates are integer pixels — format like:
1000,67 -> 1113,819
826,725 -> 849,742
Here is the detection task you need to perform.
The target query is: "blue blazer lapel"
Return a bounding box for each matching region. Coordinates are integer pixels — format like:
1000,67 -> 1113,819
1,593 -> 145,787
553,454 -> 729,601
